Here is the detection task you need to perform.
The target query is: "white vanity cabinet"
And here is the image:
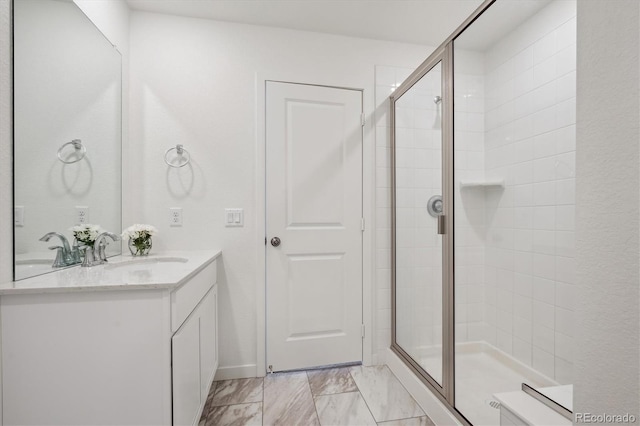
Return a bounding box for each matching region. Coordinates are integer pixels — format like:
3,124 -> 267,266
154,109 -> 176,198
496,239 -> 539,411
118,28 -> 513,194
173,284 -> 218,426
0,250 -> 220,426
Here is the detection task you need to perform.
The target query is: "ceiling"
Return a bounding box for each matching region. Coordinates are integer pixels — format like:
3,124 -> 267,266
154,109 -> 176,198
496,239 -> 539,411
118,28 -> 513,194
125,0 -> 485,47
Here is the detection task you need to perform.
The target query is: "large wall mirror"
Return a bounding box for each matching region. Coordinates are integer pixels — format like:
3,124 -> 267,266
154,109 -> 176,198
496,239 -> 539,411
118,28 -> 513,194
13,0 -> 122,280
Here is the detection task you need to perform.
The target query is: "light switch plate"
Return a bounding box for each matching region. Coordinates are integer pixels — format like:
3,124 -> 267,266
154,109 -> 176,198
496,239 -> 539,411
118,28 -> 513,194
225,208 -> 244,227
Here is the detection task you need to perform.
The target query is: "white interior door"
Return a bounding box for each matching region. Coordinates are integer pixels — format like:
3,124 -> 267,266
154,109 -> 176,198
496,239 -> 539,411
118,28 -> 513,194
266,81 -> 363,372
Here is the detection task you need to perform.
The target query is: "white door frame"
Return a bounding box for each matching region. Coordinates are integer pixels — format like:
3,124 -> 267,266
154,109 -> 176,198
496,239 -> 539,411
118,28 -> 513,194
255,73 -> 375,377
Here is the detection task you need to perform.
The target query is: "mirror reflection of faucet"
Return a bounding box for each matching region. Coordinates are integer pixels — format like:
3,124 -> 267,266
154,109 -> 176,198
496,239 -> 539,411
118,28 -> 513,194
39,232 -> 80,268
40,231 -> 119,268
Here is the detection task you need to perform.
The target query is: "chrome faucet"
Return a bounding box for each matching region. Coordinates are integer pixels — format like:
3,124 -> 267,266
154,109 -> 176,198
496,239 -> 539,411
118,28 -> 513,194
39,232 -> 80,268
92,232 -> 119,266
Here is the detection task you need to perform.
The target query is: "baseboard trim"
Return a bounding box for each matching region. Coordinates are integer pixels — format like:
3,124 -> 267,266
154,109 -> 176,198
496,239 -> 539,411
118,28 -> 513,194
386,348 -> 462,426
214,364 -> 258,380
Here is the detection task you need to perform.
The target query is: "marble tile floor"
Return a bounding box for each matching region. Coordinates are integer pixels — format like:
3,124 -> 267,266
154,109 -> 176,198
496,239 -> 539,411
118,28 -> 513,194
199,365 -> 435,426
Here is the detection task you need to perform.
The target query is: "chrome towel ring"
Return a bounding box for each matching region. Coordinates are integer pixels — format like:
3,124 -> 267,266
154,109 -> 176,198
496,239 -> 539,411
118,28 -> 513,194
164,144 -> 191,168
57,139 -> 86,164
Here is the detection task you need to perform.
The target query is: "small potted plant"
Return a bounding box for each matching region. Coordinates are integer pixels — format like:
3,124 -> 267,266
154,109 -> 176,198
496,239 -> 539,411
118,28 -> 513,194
121,224 -> 158,256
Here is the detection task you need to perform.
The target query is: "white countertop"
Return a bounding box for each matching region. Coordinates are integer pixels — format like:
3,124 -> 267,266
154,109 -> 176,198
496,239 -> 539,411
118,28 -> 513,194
1,250 -> 222,295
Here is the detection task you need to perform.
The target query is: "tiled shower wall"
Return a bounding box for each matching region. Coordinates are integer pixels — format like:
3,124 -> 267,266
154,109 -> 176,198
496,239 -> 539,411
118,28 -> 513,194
481,0 -> 576,383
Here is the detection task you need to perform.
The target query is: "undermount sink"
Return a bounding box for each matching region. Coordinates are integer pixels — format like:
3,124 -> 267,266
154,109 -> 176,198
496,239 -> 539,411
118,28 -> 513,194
104,256 -> 189,270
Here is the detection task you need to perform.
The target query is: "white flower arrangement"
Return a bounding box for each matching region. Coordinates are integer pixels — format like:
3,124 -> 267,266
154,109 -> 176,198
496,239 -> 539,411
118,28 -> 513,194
121,224 -> 158,241
122,224 -> 158,256
69,224 -> 104,245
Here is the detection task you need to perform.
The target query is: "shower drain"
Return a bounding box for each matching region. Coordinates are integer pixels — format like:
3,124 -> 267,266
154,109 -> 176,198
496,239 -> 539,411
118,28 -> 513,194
487,400 -> 501,409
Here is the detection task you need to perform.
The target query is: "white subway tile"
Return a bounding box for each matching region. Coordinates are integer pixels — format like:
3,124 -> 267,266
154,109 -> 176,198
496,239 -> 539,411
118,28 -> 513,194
533,347 -> 555,379
534,206 -> 556,230
514,252 -> 533,276
532,106 -> 557,136
533,181 -> 556,206
533,56 -> 557,88
514,272 -> 533,297
513,46 -> 534,74
555,231 -> 575,257
533,230 -> 555,255
556,178 -> 575,205
556,97 -> 576,128
555,205 -> 575,230
555,281 -> 575,310
555,331 -> 573,361
533,157 -> 557,183
513,338 -> 533,366
533,31 -> 557,64
395,127 -> 415,149
555,306 -> 575,336
376,268 -> 391,290
533,322 -> 555,353
497,329 -> 514,354
556,256 -> 575,284
556,71 -> 576,102
514,207 -> 534,229
514,184 -> 534,207
534,253 -> 555,280
514,314 -> 533,342
533,276 -> 555,304
514,229 -> 533,252
532,81 -> 558,113
556,17 -> 576,51
556,45 -> 576,77
555,125 -> 576,154
513,294 -> 533,322
533,131 -> 556,159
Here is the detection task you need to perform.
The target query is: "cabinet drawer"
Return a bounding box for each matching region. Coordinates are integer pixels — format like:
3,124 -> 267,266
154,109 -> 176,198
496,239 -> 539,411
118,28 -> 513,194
171,260 -> 217,332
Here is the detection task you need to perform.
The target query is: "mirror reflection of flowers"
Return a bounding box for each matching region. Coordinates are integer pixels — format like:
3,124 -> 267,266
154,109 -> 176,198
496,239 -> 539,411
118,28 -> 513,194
121,224 -> 158,256
70,224 -> 104,245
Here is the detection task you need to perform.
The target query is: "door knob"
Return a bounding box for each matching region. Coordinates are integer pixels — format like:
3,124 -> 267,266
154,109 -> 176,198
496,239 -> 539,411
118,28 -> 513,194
270,237 -> 281,247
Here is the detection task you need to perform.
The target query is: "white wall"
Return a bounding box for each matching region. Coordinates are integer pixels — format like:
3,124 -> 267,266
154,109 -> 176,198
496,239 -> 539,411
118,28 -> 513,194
575,0 -> 640,420
129,11 -> 429,376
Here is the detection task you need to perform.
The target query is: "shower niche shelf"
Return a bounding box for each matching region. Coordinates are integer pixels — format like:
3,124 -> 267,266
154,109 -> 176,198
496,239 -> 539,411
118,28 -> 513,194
459,178 -> 505,189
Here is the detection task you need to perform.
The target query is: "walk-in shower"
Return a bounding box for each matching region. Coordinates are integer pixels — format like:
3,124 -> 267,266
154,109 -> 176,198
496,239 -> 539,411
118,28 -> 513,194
390,0 -> 576,424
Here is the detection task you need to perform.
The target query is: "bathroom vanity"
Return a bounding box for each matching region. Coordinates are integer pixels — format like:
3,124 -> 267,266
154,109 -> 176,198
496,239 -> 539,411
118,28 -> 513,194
0,250 -> 221,426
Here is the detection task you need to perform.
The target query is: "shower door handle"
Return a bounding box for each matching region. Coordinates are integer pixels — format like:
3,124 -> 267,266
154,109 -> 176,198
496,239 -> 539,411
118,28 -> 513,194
437,215 -> 446,235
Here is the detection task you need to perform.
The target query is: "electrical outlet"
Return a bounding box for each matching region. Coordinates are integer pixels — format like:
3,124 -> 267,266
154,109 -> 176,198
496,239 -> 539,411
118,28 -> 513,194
75,206 -> 89,224
169,207 -> 183,226
14,206 -> 24,227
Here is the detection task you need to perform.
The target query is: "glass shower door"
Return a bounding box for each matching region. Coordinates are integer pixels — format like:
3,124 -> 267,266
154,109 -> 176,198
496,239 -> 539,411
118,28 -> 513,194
391,54 -> 450,394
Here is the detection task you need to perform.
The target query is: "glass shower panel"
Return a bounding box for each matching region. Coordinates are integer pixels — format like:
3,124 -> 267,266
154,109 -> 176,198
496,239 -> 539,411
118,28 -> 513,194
394,61 -> 444,386
453,0 -> 576,424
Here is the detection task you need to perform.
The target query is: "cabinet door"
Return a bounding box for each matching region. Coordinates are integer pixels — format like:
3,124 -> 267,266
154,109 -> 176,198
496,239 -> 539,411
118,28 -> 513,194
172,313 -> 201,426
199,285 -> 218,398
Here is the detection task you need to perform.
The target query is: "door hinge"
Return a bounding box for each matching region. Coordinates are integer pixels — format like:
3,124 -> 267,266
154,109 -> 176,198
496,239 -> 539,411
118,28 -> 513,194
361,324 -> 366,338
360,113 -> 365,127
361,217 -> 365,231
265,237 -> 267,245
